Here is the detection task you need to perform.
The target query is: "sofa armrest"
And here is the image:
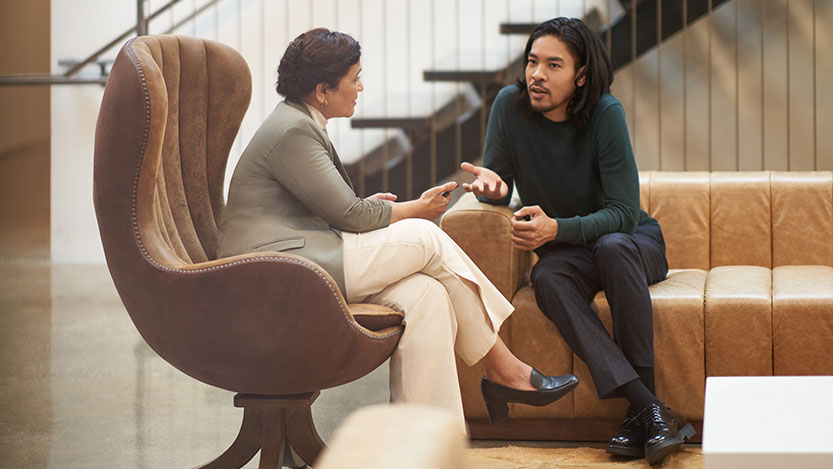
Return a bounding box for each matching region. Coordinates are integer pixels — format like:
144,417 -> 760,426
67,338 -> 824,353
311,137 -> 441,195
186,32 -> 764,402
440,192 -> 530,300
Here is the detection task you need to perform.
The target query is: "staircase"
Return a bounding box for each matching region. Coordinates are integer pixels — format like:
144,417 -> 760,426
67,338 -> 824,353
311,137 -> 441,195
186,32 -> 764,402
346,0 -> 733,198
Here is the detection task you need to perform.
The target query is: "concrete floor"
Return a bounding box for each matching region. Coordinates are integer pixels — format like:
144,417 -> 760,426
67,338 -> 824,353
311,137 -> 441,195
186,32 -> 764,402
0,261 -> 393,468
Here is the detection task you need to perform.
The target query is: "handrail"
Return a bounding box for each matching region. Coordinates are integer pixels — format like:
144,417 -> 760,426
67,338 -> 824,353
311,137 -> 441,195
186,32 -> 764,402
0,0 -> 203,87
0,75 -> 107,86
63,0 -> 180,77
161,0 -> 220,36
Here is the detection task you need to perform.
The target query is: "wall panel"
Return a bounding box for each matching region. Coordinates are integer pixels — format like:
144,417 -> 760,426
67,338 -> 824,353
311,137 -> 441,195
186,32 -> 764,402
736,0 -> 764,171
788,0 -> 816,171
710,1 -> 738,171
762,0 -> 788,170
818,0 -> 833,170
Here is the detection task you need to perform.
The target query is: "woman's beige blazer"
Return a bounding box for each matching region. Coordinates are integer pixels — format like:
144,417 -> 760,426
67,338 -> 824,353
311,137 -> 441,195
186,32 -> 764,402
218,100 -> 392,294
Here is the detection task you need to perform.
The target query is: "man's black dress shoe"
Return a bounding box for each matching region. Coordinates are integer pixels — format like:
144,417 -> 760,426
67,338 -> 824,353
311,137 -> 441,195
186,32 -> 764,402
606,406 -> 645,458
639,403 -> 696,465
480,368 -> 579,423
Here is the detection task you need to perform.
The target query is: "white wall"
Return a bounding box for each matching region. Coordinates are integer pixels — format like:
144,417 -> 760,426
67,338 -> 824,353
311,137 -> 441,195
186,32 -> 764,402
51,0 -> 136,263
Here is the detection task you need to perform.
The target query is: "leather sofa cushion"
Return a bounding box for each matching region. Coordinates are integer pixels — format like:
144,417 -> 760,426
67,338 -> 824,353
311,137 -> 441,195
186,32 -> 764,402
649,172 -> 710,271
710,172 -> 772,267
771,172 -> 833,266
773,266 -> 833,375
705,266 -> 772,376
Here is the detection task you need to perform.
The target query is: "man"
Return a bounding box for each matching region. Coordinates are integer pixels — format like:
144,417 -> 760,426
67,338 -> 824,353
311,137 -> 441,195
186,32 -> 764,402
461,17 -> 695,465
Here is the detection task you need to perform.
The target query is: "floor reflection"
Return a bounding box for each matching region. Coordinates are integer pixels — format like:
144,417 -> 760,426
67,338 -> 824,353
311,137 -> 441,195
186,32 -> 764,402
0,261 -> 52,468
0,263 -> 389,468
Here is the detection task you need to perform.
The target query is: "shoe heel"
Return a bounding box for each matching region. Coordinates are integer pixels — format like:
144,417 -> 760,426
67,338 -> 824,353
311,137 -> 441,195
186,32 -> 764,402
485,402 -> 509,423
680,423 -> 696,440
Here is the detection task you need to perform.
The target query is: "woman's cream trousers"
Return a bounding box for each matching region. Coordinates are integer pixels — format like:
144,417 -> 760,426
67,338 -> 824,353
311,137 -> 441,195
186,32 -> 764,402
343,218 -> 514,432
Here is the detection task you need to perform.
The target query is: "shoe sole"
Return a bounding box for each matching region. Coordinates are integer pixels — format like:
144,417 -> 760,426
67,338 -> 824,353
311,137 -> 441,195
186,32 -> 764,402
605,444 -> 644,458
645,423 -> 696,465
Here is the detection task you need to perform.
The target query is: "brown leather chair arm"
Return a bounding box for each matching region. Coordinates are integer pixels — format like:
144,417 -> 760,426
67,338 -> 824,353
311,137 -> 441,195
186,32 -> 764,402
440,192 -> 529,300
112,251 -> 402,395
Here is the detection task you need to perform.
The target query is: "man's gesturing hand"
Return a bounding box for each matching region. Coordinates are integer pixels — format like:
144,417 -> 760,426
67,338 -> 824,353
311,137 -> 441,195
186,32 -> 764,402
460,162 -> 509,199
510,205 -> 558,251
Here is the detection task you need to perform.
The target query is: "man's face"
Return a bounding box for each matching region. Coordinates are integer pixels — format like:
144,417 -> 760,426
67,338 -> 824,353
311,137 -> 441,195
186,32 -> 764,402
525,34 -> 585,122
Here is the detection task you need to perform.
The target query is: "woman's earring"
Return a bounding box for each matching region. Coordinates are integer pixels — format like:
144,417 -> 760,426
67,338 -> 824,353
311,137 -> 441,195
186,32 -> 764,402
323,99 -> 328,107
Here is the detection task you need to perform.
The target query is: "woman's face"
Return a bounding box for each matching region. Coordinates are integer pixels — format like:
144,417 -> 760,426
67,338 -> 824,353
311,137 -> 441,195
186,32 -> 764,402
323,61 -> 364,119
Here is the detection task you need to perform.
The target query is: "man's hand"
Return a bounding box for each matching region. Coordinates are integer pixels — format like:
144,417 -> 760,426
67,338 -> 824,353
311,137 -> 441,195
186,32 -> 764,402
460,162 -> 509,199
367,192 -> 398,201
510,205 -> 558,251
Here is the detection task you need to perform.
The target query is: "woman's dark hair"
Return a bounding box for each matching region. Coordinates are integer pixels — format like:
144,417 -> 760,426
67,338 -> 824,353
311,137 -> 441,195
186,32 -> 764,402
276,28 -> 361,101
515,17 -> 612,128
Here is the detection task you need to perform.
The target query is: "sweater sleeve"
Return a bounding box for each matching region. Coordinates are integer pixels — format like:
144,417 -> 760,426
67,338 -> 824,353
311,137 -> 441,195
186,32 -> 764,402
477,87 -> 515,206
266,125 -> 392,232
554,102 -> 641,244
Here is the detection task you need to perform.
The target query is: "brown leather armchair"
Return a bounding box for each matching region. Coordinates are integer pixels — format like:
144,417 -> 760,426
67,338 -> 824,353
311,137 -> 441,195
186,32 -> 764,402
93,35 -> 403,468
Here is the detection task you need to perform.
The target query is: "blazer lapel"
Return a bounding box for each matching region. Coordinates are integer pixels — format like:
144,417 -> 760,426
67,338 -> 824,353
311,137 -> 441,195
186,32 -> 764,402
328,142 -> 354,191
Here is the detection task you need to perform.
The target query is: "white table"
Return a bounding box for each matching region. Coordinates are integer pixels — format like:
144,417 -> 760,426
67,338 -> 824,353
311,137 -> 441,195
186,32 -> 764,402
703,376 -> 833,469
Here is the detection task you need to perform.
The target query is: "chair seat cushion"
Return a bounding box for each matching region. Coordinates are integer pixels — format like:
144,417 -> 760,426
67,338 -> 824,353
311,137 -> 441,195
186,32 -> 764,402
349,303 -> 404,331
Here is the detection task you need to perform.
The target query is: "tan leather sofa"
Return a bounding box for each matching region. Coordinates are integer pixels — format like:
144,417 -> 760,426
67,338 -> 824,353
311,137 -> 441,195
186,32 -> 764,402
440,171 -> 833,441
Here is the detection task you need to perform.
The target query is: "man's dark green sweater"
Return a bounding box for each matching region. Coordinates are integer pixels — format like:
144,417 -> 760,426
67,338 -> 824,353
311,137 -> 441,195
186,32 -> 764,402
478,85 -> 657,248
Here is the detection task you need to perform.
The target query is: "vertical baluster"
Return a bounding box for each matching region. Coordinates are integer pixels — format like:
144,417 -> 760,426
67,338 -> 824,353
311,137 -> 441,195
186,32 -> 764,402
358,0 -> 366,196
813,0 -> 817,169
708,0 -> 712,170
657,0 -> 662,171
382,0 -> 389,193
632,0 -> 637,155
683,0 -> 688,169
786,0 -> 790,170
137,0 -> 147,36
761,0 -> 765,170
406,0 -> 413,199
454,0 -> 462,176
430,0 -> 437,186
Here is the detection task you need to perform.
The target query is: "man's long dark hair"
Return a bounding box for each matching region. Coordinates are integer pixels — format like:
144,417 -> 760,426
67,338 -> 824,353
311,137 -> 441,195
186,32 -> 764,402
515,17 -> 612,129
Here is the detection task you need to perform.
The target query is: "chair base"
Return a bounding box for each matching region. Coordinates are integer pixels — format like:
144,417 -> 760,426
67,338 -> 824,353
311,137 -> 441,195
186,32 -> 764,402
197,391 -> 325,469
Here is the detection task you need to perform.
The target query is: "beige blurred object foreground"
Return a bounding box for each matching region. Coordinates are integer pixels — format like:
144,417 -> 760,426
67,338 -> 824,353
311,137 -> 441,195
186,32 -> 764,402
316,404 -> 467,469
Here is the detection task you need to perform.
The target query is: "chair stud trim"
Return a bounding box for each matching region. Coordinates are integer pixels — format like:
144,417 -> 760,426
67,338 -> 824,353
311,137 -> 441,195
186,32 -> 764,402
122,37 -> 398,341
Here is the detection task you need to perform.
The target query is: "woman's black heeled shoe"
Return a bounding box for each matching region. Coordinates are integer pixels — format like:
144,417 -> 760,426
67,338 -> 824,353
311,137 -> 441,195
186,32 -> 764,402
480,368 -> 579,424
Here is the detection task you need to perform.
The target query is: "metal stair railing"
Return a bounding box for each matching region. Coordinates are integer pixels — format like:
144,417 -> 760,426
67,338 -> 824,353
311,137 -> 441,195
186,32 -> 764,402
0,0 -> 212,87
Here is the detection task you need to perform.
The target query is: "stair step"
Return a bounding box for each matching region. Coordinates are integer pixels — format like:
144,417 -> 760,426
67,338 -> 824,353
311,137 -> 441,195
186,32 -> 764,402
352,87 -> 481,131
498,23 -> 539,35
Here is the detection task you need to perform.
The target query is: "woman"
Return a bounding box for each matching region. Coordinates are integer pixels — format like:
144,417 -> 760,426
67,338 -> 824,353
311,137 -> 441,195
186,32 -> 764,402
218,28 -> 578,431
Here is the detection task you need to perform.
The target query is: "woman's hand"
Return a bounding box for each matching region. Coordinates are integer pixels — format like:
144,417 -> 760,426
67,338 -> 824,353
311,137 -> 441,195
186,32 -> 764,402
389,181 -> 457,223
510,205 -> 558,251
417,181 -> 457,220
460,162 -> 508,199
367,192 -> 398,201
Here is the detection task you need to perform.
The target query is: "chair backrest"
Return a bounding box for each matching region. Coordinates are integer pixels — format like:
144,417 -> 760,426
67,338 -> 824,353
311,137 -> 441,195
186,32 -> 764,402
100,35 -> 250,266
